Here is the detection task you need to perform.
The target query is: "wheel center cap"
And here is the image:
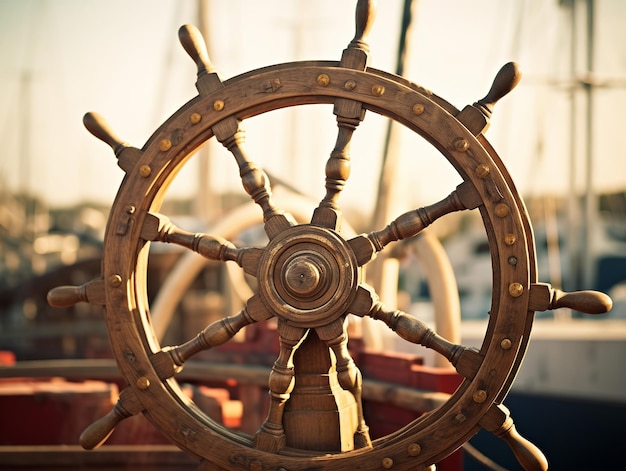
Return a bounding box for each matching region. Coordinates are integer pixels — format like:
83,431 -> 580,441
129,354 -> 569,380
283,256 -> 321,296
257,224 -> 360,328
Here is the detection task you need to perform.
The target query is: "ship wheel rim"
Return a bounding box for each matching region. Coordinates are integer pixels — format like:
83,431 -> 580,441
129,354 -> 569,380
101,61 -> 536,469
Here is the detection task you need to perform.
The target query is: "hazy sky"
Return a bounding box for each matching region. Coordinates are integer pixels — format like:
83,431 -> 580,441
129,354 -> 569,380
1,0 -> 625,214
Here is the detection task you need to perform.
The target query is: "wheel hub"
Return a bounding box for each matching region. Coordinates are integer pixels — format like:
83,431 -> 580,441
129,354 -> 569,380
258,224 -> 359,328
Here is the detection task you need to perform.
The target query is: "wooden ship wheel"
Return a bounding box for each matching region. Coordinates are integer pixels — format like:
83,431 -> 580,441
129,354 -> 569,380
48,1 -> 613,470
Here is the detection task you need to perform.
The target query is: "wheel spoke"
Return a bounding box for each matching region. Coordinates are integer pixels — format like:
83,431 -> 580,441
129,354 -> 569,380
152,295 -> 272,380
375,306 -> 467,368
215,120 -> 296,239
141,212 -> 262,276
255,320 -> 308,453
348,181 -> 482,265
178,24 -> 295,240
349,284 -> 478,377
310,0 -> 375,230
311,114 -> 363,230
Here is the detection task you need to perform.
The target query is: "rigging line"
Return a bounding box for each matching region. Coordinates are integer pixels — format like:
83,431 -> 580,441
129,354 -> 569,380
372,0 -> 416,226
463,442 -> 510,471
16,0 -> 47,197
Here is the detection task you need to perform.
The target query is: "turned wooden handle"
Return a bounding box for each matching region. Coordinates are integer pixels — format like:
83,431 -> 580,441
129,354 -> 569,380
47,285 -> 88,307
82,112 -> 141,173
529,283 -> 612,314
500,421 -> 549,471
47,279 -> 105,307
551,289 -> 612,314
481,404 -> 548,471
79,406 -> 124,450
476,62 -> 522,115
350,0 -> 376,49
80,387 -> 143,450
83,112 -> 124,151
178,24 -> 215,75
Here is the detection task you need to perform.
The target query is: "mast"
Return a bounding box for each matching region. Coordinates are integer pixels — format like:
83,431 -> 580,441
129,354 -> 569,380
365,0 -> 417,351
581,0 -> 596,290
565,0 -> 579,294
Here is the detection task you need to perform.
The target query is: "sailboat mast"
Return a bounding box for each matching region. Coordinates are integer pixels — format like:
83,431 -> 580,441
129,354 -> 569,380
364,0 -> 417,351
581,0 -> 596,290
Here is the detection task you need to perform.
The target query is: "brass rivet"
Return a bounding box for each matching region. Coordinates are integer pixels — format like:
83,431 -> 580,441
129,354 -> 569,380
159,139 -> 172,152
508,256 -> 518,266
139,165 -> 152,177
501,338 -> 513,350
454,138 -> 469,152
382,457 -> 394,469
475,164 -> 490,178
189,112 -> 202,124
509,282 -> 524,297
408,443 -> 422,456
504,233 -> 516,246
109,274 -> 122,287
473,389 -> 487,403
136,376 -> 150,390
412,103 -> 425,115
317,73 -> 330,86
455,413 -> 466,423
344,80 -> 357,90
372,84 -> 385,96
125,205 -> 136,214
213,100 -> 225,111
495,203 -> 509,217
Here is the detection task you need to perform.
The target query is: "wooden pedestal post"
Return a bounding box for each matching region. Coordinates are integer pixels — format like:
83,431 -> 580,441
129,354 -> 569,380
282,330 -> 359,452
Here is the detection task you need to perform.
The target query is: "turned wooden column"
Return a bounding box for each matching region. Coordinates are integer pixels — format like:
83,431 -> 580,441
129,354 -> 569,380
282,330 -> 359,452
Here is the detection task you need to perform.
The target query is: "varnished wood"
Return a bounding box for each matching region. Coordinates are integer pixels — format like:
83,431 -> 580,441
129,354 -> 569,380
79,387 -> 143,450
480,404 -> 548,471
282,330 -> 361,452
348,181 -> 482,265
47,278 -> 105,307
456,62 -> 522,135
83,112 -> 142,172
178,23 -> 294,240
140,212 -> 262,276
529,282 -> 612,314
310,0 -> 374,230
45,0 -> 614,468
